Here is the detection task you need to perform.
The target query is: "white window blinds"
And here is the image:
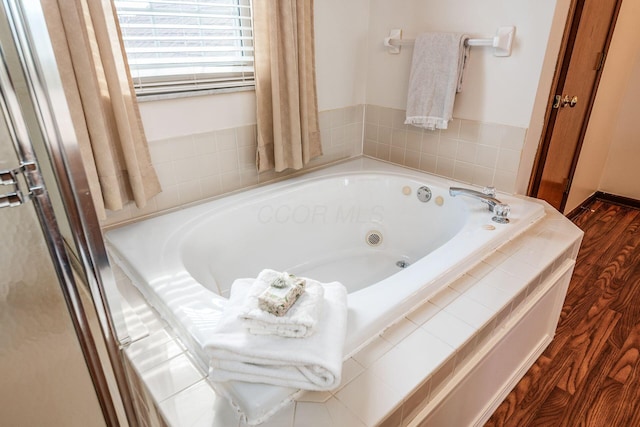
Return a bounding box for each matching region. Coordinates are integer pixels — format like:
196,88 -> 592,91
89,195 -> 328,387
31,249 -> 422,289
114,0 -> 254,96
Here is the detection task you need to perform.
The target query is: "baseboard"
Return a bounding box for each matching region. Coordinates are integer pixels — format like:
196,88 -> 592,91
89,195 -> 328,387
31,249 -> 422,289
566,191 -> 640,220
594,191 -> 640,209
566,193 -> 599,220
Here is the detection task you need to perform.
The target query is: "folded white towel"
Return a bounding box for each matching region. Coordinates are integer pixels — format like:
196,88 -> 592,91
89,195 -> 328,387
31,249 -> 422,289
405,32 -> 470,130
205,279 -> 348,391
239,269 -> 324,338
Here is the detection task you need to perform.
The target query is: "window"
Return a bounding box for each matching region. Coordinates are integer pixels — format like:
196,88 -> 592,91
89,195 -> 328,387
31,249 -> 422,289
114,0 -> 254,97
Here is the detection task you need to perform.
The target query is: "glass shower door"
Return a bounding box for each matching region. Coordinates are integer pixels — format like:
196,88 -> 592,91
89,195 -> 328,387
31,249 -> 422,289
0,115 -> 106,425
0,0 -> 118,424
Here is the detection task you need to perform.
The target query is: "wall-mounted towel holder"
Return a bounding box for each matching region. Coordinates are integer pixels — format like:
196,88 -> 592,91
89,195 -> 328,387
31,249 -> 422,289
383,26 -> 516,57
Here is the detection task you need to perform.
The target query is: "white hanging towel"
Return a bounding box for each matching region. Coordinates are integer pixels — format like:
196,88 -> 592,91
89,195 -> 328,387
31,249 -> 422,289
405,32 -> 470,130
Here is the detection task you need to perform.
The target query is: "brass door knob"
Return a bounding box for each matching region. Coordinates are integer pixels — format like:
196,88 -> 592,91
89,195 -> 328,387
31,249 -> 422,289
554,95 -> 578,108
568,95 -> 578,107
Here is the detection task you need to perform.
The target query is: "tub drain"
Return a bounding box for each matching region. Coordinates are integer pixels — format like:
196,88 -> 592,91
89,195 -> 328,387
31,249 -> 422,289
396,260 -> 410,268
365,230 -> 383,246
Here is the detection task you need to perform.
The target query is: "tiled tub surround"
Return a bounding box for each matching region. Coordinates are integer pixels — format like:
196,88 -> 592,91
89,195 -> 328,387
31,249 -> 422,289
112,202 -> 582,426
103,105 -> 364,227
106,158 -> 547,377
104,103 -> 527,228
363,105 -> 527,194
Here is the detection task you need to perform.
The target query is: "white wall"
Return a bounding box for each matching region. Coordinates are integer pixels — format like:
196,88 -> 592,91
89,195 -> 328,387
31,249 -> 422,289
598,47 -> 640,198
365,0 -> 559,128
139,0 -> 370,141
516,0 -> 572,194
314,0 -> 370,111
138,0 -> 572,198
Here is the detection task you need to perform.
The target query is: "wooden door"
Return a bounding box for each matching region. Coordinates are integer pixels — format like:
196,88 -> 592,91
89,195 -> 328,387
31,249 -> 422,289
530,0 -> 621,211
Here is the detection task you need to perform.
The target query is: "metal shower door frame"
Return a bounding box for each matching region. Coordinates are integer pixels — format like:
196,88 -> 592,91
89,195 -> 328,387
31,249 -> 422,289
0,0 -> 136,425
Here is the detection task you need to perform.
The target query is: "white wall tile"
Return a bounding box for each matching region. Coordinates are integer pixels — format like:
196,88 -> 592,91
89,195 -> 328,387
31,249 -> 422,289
200,175 -> 222,199
444,294 -> 496,329
406,301 -> 440,325
323,397 -> 367,427
151,162 -> 176,189
429,287 -> 461,309
391,129 -> 407,148
378,107 -> 393,128
419,153 -> 437,173
173,157 -> 200,183
477,123 -> 504,147
475,145 -> 499,169
335,368 -> 404,427
362,105 -> 527,194
159,380 -> 220,427
192,395 -> 243,427
500,126 -> 527,150
453,161 -> 475,183
381,317 -> 419,345
456,141 -> 478,163
390,146 -> 405,164
352,335 -> 394,368
378,126 -> 392,144
440,119 -> 460,138
370,342 -> 434,396
140,353 -> 204,402
405,150 -> 421,170
464,282 -> 512,312
293,402 -> 333,427
459,120 -> 480,142
473,165 -> 495,187
193,132 -> 217,155
421,133 -> 439,155
106,105 -> 365,224
331,108 -> 347,127
493,170 -> 518,193
364,123 -> 378,140
131,339 -> 185,373
178,181 -> 203,204
448,274 -> 478,294
497,148 -> 522,173
392,108 -> 407,129
435,157 -> 455,177
365,105 -> 380,124
406,131 -> 422,152
437,137 -> 458,159
420,311 -> 476,349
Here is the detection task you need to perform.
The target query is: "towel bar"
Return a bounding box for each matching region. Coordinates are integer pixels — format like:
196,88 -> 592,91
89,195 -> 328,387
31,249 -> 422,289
384,26 -> 515,57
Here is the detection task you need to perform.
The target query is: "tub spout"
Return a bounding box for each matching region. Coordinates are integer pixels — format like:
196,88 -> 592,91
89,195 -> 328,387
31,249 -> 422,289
449,187 -> 510,224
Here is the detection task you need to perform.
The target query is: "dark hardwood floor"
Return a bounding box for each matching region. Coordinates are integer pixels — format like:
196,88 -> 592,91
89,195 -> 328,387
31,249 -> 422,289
486,199 -> 640,426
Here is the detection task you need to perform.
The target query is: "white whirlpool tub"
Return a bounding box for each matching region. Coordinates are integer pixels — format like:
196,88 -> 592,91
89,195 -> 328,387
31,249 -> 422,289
106,157 -> 546,422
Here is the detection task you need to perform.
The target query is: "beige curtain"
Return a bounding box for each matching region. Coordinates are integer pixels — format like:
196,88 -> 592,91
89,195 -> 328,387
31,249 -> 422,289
41,0 -> 161,218
253,0 -> 323,172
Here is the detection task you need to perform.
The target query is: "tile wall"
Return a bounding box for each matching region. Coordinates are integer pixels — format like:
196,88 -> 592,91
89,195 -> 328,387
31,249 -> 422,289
103,103 -> 528,228
363,104 -> 527,194
102,105 -> 365,227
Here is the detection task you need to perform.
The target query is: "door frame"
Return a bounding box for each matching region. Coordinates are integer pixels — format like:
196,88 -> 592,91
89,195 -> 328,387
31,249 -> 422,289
528,0 -> 623,212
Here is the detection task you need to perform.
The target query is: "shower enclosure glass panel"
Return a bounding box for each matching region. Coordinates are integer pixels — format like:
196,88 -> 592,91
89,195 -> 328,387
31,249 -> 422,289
0,113 -> 106,425
0,0 -> 127,423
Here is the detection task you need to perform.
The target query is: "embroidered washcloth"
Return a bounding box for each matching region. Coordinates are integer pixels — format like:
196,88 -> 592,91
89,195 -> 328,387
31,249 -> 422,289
240,269 -> 324,338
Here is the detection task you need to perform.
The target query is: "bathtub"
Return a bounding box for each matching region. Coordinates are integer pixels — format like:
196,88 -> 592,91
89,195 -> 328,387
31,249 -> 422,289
106,157 -> 546,421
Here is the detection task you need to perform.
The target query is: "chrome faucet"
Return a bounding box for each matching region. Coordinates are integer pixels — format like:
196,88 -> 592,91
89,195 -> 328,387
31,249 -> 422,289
449,186 -> 510,224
